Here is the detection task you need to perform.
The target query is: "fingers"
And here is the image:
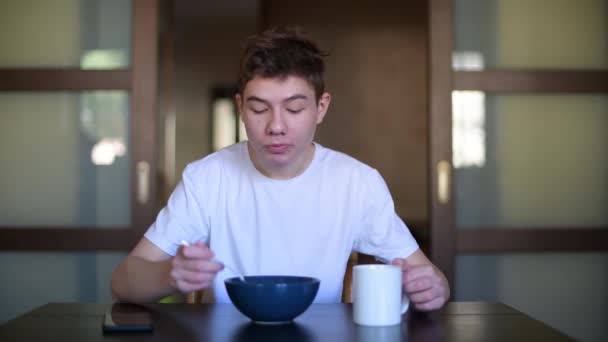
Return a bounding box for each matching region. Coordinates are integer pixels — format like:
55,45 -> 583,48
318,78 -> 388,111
179,243 -> 214,260
398,264 -> 450,311
171,267 -> 218,292
391,258 -> 406,269
402,264 -> 434,292
403,264 -> 434,282
413,297 -> 445,311
172,257 -> 224,274
405,276 -> 447,312
174,277 -> 214,293
171,242 -> 223,293
170,262 -> 222,292
408,286 -> 440,304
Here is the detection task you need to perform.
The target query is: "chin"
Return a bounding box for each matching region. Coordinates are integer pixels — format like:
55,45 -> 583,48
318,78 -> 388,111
264,155 -> 292,167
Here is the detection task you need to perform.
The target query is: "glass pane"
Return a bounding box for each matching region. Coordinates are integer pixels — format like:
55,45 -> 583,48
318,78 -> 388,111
453,93 -> 608,228
0,251 -> 126,323
210,88 -> 248,152
0,0 -> 131,68
456,253 -> 608,342
453,0 -> 608,70
0,92 -> 130,227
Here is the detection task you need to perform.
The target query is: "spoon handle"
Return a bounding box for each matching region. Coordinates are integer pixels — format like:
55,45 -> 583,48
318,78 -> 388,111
222,264 -> 246,281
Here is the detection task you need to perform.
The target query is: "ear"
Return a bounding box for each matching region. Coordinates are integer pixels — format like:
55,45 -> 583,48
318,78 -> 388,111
316,92 -> 331,124
235,93 -> 243,117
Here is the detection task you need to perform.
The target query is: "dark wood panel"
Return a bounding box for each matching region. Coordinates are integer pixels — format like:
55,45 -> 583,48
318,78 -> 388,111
429,0 -> 456,286
0,229 -> 132,250
158,0 -> 176,204
454,70 -> 608,93
0,69 -> 130,91
457,228 -> 608,252
131,0 -> 160,244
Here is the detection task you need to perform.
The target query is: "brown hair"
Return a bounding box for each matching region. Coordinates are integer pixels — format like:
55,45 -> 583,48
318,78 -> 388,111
237,27 -> 328,102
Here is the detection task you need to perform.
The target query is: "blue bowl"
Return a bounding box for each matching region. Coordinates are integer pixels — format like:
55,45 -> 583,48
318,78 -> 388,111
225,276 -> 320,324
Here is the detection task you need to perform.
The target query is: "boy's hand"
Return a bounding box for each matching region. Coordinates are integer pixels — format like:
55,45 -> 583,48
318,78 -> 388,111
392,258 -> 450,311
170,242 -> 224,293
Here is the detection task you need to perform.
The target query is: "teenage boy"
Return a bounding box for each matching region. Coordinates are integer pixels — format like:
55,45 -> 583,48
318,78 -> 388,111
111,27 -> 449,311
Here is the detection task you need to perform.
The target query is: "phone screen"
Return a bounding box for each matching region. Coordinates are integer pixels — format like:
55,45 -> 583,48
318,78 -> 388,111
102,303 -> 153,333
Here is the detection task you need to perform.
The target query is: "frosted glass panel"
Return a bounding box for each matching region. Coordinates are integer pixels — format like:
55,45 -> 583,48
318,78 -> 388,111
0,251 -> 126,324
0,0 -> 131,68
454,0 -> 608,70
456,253 -> 608,342
0,92 -> 130,227
454,93 -> 608,228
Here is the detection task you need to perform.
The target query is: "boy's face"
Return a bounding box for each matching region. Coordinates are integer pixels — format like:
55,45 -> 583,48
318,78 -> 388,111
236,75 -> 330,179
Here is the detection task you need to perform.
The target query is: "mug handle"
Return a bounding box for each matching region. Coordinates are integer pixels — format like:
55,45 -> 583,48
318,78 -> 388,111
381,259 -> 409,314
401,293 -> 410,314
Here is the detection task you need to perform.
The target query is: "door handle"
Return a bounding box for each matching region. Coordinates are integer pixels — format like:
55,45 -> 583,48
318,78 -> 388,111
437,160 -> 451,204
137,161 -> 150,205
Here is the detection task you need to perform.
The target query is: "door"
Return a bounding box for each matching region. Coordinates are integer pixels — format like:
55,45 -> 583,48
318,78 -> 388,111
0,0 -> 159,250
0,0 -> 159,323
429,0 -> 608,340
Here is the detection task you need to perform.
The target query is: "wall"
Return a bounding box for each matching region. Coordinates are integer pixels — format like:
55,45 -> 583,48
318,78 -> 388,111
171,0 -> 260,180
263,0 -> 429,228
168,0 -> 429,230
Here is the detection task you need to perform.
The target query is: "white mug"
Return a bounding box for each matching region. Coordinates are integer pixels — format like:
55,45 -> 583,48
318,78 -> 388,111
352,264 -> 409,326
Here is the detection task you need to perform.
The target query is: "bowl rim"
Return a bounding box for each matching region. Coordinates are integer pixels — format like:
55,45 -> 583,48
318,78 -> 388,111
224,275 -> 320,285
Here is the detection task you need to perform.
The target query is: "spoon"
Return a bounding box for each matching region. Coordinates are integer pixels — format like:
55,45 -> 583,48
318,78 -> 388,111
180,240 -> 246,282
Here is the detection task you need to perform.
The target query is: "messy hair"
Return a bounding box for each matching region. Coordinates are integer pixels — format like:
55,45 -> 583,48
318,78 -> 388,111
238,27 -> 328,102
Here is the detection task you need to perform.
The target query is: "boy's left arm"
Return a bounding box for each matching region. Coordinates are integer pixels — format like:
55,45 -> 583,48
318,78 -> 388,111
392,249 -> 450,311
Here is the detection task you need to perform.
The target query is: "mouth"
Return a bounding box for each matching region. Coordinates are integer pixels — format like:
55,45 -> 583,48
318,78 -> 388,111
264,144 -> 290,154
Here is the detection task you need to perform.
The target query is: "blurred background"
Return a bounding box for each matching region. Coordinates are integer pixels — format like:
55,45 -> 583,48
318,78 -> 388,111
0,0 -> 606,341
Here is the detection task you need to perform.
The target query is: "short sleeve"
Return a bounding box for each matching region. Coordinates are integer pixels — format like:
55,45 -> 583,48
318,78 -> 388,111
144,165 -> 210,256
353,169 -> 419,262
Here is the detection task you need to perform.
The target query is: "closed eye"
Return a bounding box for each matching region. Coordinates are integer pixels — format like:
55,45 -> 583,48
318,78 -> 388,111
286,108 -> 304,114
251,107 -> 268,114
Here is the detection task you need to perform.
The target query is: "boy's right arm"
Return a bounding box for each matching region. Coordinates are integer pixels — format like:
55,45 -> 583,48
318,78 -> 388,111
111,237 -> 223,303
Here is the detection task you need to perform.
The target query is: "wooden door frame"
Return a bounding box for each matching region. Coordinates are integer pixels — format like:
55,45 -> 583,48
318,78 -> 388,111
429,0 -> 456,286
428,0 -> 608,290
0,0 -> 159,251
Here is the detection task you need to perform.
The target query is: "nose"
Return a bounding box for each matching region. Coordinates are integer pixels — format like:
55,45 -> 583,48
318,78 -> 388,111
267,109 -> 286,136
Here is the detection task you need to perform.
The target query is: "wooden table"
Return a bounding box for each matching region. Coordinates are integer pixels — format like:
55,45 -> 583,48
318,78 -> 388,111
0,302 -> 573,341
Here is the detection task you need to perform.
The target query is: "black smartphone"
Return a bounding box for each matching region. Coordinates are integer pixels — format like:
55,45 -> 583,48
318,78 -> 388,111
102,303 -> 153,334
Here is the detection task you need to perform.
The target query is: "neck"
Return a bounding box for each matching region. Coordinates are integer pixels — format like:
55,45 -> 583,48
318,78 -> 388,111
248,143 -> 316,180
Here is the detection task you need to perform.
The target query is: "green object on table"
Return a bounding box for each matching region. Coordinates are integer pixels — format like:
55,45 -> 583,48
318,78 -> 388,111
159,295 -> 181,303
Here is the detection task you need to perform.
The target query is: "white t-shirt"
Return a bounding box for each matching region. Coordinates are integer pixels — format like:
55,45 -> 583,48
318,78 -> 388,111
145,142 -> 418,303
